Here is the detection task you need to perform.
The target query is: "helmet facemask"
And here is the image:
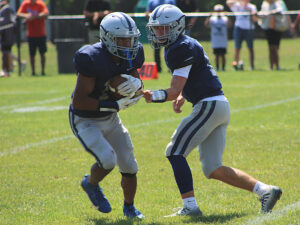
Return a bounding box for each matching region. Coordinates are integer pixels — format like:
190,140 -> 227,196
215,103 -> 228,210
100,13 -> 141,60
147,4 -> 185,49
101,30 -> 140,60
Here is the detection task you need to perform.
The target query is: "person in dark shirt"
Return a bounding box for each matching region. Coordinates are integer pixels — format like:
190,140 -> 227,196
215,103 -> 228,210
0,0 -> 16,77
176,0 -> 199,36
144,4 -> 282,216
83,0 -> 111,43
69,12 -> 145,219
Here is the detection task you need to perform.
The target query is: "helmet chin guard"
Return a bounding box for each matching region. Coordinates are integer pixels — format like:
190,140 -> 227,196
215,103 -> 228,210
147,4 -> 185,49
100,12 -> 141,60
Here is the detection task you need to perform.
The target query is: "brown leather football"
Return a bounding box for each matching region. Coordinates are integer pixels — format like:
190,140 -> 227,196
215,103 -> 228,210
108,71 -> 143,100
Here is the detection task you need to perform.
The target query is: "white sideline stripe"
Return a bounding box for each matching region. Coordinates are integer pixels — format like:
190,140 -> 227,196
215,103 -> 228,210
11,106 -> 68,113
0,90 -> 65,96
245,200 -> 300,225
0,96 -> 68,111
0,135 -> 74,157
226,83 -> 300,89
1,96 -> 300,157
231,96 -> 300,113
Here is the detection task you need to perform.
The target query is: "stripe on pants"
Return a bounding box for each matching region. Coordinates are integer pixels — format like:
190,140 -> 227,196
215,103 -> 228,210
68,108 -> 103,168
180,101 -> 216,154
170,102 -> 208,155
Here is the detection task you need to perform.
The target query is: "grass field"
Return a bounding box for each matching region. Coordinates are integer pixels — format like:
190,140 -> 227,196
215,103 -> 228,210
0,38 -> 300,225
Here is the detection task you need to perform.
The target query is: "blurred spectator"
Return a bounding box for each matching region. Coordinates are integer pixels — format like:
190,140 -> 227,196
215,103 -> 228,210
278,0 -> 293,35
83,0 -> 111,44
205,4 -> 232,71
176,0 -> 199,36
17,0 -> 49,76
291,12 -> 300,34
9,53 -> 26,73
291,13 -> 300,35
146,0 -> 176,73
226,0 -> 258,71
0,0 -> 16,77
259,0 -> 290,70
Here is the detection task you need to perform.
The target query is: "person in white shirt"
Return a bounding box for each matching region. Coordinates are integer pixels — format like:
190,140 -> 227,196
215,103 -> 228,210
227,0 -> 258,70
205,4 -> 232,71
259,0 -> 291,70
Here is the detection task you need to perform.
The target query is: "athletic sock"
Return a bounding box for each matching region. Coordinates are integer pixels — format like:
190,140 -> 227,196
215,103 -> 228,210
182,197 -> 198,209
253,181 -> 270,197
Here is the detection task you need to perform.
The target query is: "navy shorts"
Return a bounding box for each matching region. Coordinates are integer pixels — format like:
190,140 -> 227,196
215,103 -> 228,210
233,27 -> 254,49
213,48 -> 227,55
265,29 -> 282,46
28,36 -> 47,56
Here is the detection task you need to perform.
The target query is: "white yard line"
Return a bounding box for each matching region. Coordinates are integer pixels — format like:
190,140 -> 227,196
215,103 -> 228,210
226,83 -> 300,89
231,96 -> 300,113
0,96 -> 69,111
1,96 -> 300,157
245,200 -> 300,225
11,106 -> 68,113
0,135 -> 74,157
0,90 -> 65,96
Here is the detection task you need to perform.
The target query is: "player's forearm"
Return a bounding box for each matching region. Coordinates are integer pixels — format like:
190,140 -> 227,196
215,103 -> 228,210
165,87 -> 182,101
72,95 -> 99,111
72,95 -> 120,112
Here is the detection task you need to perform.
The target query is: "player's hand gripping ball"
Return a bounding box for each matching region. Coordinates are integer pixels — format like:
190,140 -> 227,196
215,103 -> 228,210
108,70 -> 143,100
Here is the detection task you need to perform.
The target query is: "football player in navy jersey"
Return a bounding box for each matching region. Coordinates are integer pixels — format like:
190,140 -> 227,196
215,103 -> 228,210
69,12 -> 145,219
144,4 -> 282,216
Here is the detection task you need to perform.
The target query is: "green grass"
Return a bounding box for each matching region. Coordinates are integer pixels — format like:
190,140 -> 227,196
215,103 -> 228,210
0,38 -> 299,225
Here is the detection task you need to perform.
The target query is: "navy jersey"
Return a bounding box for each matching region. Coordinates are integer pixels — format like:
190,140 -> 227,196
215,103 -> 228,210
165,35 -> 224,105
74,42 -> 144,100
72,42 -> 144,117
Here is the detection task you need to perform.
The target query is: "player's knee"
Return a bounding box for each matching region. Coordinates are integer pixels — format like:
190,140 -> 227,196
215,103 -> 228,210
119,152 -> 138,174
101,153 -> 116,170
202,162 -> 222,179
122,160 -> 138,174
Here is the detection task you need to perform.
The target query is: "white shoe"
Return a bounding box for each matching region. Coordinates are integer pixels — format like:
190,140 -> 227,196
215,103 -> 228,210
260,186 -> 282,213
164,206 -> 202,217
178,206 -> 202,216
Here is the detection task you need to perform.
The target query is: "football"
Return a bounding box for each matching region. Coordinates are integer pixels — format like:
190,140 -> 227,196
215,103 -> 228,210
108,71 -> 143,100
